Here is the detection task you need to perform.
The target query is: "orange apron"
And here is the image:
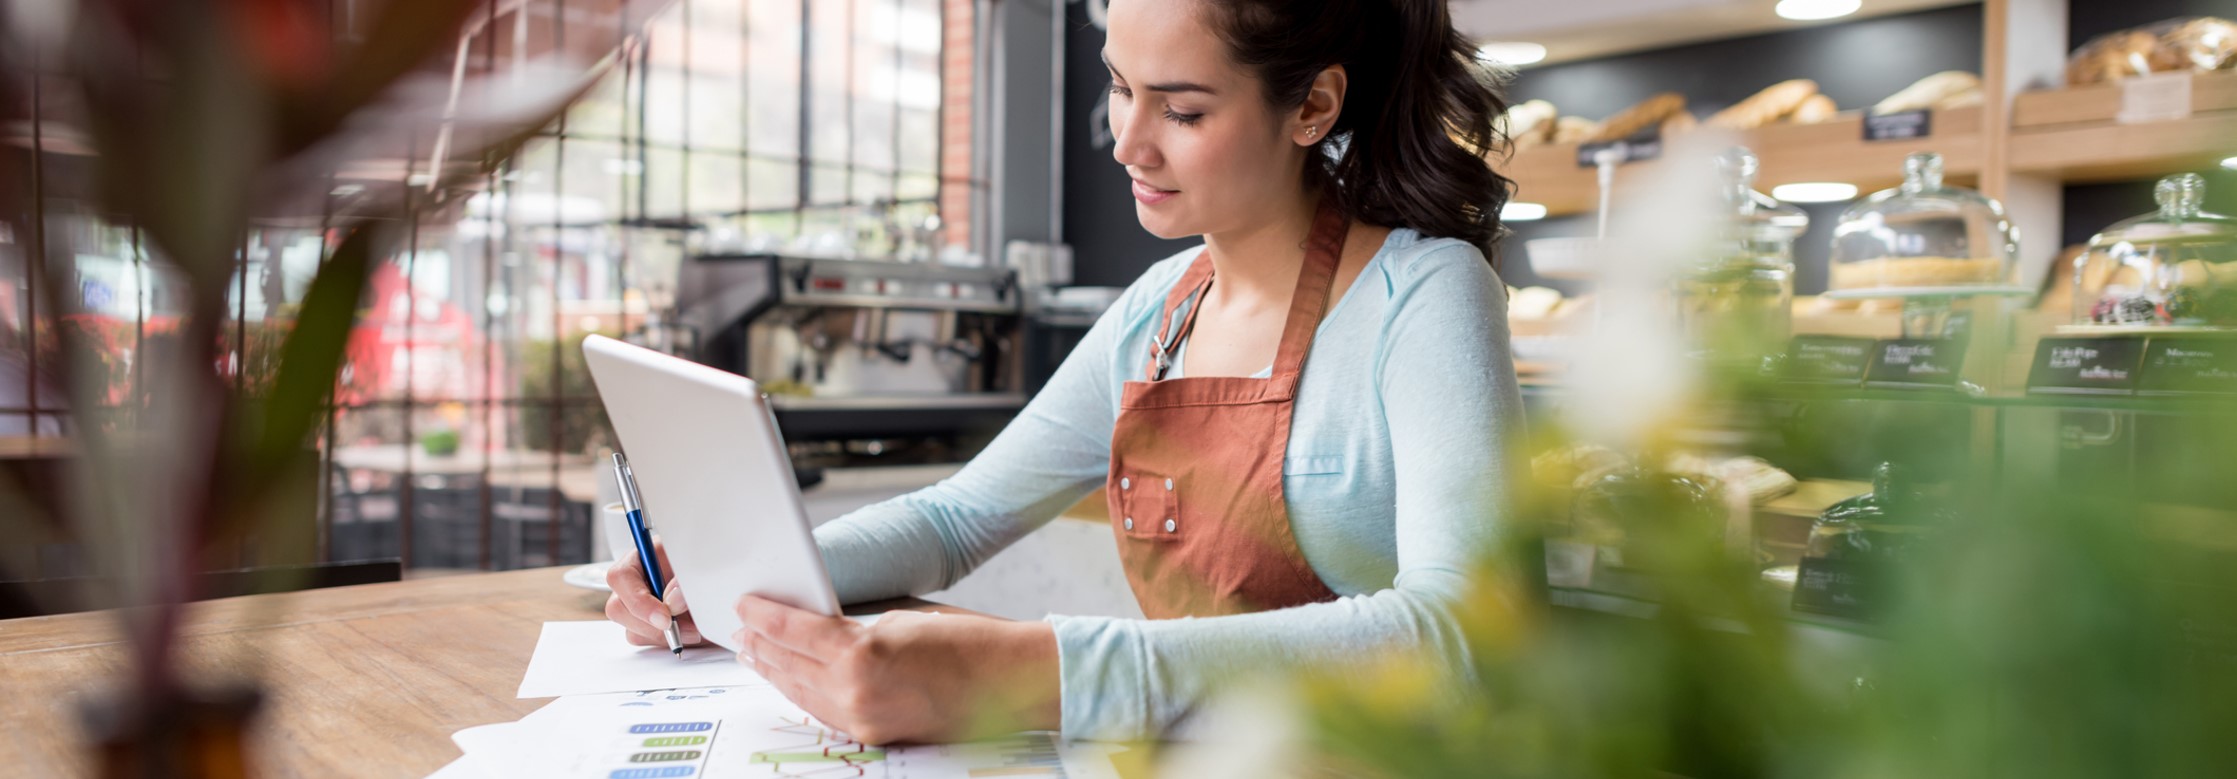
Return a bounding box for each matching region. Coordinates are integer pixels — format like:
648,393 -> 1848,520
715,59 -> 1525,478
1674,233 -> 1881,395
1104,199 -> 1348,619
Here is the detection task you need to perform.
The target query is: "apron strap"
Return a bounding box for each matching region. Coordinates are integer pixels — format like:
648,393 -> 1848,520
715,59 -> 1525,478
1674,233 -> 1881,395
1268,199 -> 1350,390
1145,256 -> 1215,381
1143,198 -> 1350,386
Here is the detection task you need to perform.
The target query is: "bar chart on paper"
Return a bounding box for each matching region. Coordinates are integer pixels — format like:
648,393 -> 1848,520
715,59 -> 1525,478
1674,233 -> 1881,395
476,685 -> 1120,779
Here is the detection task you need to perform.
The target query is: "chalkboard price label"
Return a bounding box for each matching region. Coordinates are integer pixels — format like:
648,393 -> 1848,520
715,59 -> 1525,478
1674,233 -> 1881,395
2027,337 -> 2146,395
1783,336 -> 1875,384
1863,109 -> 1932,141
2138,336 -> 2237,396
1576,131 -> 1663,168
1791,556 -> 1876,620
1863,338 -> 1968,390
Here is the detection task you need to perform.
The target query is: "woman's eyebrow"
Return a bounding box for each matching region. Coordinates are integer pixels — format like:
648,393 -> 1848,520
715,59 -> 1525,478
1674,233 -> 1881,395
1102,50 -> 1218,95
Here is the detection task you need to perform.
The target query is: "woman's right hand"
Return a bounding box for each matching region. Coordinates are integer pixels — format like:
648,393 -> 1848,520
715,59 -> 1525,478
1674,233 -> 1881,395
604,537 -> 705,647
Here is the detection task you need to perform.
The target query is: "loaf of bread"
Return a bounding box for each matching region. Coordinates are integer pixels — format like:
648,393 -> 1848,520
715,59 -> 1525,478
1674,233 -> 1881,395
1789,94 -> 1838,124
2159,17 -> 2237,71
1496,99 -> 1559,152
1706,79 -> 1818,130
1584,92 -> 1686,143
1874,71 -> 1982,113
1551,115 -> 1599,145
2068,29 -> 2162,85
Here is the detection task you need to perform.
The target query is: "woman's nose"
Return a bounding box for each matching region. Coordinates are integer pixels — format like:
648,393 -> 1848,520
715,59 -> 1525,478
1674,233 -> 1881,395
1111,104 -> 1160,170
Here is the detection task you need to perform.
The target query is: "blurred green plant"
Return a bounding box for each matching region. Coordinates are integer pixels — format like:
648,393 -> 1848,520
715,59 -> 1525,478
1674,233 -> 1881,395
0,0 -> 653,772
1291,366 -> 2237,779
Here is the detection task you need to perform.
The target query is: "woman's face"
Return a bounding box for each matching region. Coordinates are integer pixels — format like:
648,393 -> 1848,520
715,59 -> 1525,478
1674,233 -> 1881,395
1104,0 -> 1306,240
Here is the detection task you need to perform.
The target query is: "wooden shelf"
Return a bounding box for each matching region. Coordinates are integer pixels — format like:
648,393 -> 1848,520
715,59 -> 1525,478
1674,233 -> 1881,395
2011,69 -> 2237,128
1503,107 -> 1985,219
2008,71 -> 2237,183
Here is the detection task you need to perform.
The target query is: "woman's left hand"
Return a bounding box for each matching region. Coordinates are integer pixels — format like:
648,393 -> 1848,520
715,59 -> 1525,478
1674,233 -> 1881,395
732,595 -> 1062,745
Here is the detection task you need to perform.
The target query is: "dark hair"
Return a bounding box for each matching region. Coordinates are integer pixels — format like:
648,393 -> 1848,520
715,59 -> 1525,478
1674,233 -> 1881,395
1202,0 -> 1516,262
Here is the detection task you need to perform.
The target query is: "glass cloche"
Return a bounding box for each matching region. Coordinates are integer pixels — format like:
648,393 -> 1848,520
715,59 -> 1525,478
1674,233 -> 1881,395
1828,152 -> 2019,293
1677,147 -> 1808,364
2072,173 -> 2237,328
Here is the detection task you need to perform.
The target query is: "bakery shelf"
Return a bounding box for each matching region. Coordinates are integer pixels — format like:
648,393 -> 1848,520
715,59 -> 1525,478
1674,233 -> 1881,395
2010,69 -> 2237,128
2008,110 -> 2237,184
1501,107 -> 1985,219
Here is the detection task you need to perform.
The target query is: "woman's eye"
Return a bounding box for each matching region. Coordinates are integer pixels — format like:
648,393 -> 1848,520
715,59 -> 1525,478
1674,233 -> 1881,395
1107,83 -> 1130,99
1163,109 -> 1201,126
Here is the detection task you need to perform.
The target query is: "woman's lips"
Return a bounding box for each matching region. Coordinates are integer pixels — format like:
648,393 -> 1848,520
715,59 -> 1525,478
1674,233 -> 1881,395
1131,179 -> 1176,205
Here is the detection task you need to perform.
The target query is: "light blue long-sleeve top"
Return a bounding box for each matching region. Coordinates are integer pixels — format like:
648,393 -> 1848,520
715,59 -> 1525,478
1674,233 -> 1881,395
812,226 -> 1522,740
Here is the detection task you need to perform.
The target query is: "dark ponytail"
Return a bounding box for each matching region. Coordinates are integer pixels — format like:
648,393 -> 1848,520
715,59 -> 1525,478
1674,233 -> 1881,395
1203,0 -> 1516,262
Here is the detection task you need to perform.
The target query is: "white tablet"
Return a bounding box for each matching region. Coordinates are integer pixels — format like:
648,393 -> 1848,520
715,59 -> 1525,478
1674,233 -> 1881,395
581,334 -> 841,652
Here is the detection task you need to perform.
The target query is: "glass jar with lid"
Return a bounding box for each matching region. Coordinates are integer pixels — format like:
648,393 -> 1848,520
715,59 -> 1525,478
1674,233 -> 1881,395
1828,152 -> 2018,293
1676,147 -> 1808,365
2072,173 -> 2237,328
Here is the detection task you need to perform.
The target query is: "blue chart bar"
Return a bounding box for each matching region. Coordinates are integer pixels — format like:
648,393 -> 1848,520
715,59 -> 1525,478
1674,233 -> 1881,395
627,722 -> 714,734
608,767 -> 696,779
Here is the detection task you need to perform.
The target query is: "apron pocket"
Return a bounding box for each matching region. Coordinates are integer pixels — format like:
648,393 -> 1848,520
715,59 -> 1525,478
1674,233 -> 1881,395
1114,471 -> 1182,540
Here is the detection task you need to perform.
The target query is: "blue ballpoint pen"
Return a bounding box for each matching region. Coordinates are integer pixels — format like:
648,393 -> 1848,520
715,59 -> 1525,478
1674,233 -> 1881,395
613,452 -> 684,656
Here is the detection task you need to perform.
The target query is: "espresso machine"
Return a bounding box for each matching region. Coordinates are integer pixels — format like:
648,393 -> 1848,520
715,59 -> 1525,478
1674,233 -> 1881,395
671,253 -> 1027,465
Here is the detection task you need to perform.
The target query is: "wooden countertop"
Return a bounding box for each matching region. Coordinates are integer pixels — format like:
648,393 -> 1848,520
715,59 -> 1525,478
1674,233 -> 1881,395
0,567 -> 982,777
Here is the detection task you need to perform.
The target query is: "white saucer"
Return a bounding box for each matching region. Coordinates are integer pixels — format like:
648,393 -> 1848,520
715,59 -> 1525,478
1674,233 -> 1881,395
563,561 -> 615,591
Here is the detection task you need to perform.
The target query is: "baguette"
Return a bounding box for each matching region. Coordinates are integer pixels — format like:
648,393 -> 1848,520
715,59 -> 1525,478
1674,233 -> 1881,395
1706,79 -> 1818,129
1874,71 -> 1981,114
1789,94 -> 1839,124
1584,92 -> 1686,143
1551,115 -> 1599,145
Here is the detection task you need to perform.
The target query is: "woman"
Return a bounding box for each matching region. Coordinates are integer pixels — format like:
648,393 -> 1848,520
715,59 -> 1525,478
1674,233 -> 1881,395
606,0 -> 1522,744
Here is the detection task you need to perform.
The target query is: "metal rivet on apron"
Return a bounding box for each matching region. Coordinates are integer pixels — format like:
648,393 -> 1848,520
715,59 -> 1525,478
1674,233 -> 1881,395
1165,518 -> 1177,533
1124,517 -> 1134,530
1121,478 -> 1131,490
1164,478 -> 1173,490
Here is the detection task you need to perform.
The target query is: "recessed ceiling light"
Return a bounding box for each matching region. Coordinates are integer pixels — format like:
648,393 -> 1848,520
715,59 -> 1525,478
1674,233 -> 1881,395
1772,182 -> 1860,203
1776,0 -> 1861,21
1478,42 -> 1547,67
1503,201 -> 1550,221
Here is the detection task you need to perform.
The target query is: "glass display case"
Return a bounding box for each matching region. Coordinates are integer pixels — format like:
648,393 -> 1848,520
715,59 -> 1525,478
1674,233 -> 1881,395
2071,173 -> 2237,329
1828,152 -> 2019,295
1676,147 -> 1808,364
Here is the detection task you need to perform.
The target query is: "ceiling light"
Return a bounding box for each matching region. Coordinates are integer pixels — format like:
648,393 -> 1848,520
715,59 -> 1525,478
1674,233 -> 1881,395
1503,202 -> 1550,221
2222,156 -> 2237,171
1772,182 -> 1860,203
1775,0 -> 1861,21
1477,42 -> 1547,67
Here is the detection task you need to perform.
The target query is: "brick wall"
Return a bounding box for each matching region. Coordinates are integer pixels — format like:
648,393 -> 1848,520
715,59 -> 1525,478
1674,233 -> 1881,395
939,0 -> 974,248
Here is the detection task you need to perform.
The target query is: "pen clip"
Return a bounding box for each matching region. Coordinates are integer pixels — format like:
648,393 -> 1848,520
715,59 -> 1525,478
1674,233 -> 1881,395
612,452 -> 645,513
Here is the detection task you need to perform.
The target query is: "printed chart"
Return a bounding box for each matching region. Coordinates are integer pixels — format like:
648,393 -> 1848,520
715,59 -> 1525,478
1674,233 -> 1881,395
467,686 -> 1119,779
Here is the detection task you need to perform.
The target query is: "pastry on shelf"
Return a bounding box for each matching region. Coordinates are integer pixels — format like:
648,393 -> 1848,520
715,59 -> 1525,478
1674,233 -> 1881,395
1550,115 -> 1599,145
2157,17 -> 2237,72
2067,17 -> 2236,85
1788,93 -> 1839,124
1532,443 -> 1628,491
2068,29 -> 2165,85
1829,256 -> 2008,290
1706,79 -> 1818,130
1584,92 -> 1687,143
1507,285 -> 1566,320
1873,71 -> 1983,113
1495,99 -> 1559,152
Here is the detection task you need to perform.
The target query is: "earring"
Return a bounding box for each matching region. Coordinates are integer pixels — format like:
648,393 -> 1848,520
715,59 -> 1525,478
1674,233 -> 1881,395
1305,126 -> 1317,140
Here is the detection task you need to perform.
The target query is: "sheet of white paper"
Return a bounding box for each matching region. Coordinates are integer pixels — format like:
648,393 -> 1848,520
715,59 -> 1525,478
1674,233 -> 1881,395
516,621 -> 768,699
421,756 -> 480,779
469,684 -> 1122,778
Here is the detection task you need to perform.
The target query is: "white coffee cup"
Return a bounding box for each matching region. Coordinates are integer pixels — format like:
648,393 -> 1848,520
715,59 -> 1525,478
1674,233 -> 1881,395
597,501 -> 636,564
